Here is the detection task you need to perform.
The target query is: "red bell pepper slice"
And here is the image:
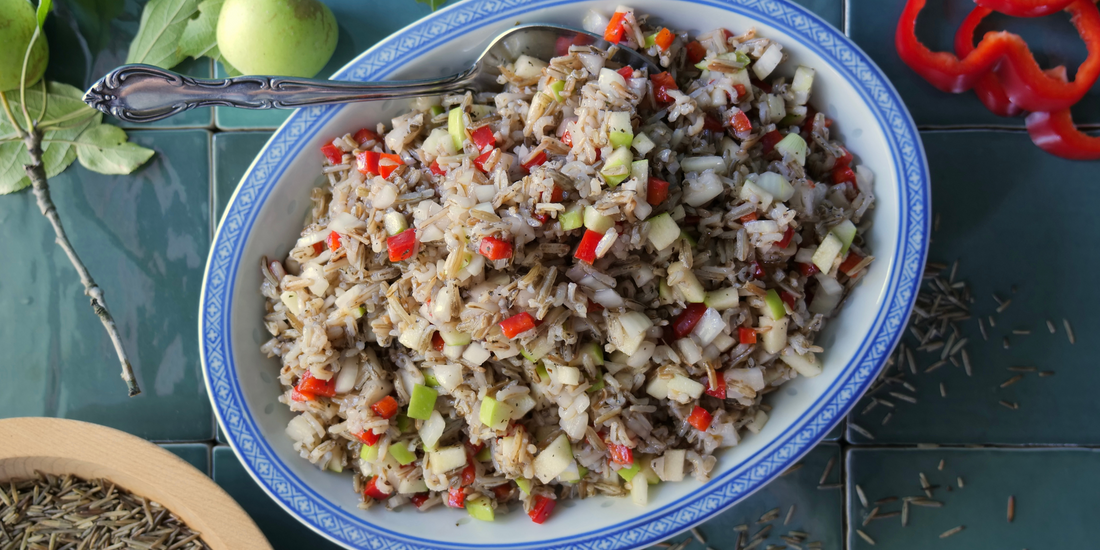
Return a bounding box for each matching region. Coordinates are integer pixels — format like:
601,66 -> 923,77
446,487 -> 466,508
500,312 -> 538,339
617,66 -> 634,79
605,11 -> 627,43
738,326 -> 757,345
355,429 -> 381,446
471,125 -> 496,152
833,164 -> 857,185
290,388 -> 313,402
479,235 -> 514,261
750,261 -> 766,279
410,493 -> 430,508
776,226 -> 795,249
730,110 -> 752,135
522,150 -> 548,173
650,72 -> 679,104
296,372 -> 336,398
606,442 -> 634,467
733,83 -> 748,100
671,303 -> 708,340
320,143 -> 343,164
574,229 -> 603,264
356,150 -> 379,176
354,128 -> 381,145
839,251 -> 867,276
760,131 -> 784,154
461,461 -> 476,486
895,0 -> 1100,112
326,231 -> 341,252
740,212 -> 758,223
798,262 -> 820,277
378,153 -> 404,179
528,495 -> 556,524
686,41 -> 707,64
387,228 -> 417,262
953,7 -> 1025,118
654,27 -> 675,51
364,476 -> 391,500
561,130 -> 573,147
647,177 -> 670,206
371,395 -> 399,419
779,290 -> 797,309
687,406 -> 713,431
432,331 -> 445,352
474,149 -> 494,172
492,484 -> 512,500
705,374 -> 726,399
1026,108 -> 1100,160
430,159 -> 446,175
311,241 -> 325,256
975,0 -> 1074,17
703,115 -> 724,133
549,185 -> 564,203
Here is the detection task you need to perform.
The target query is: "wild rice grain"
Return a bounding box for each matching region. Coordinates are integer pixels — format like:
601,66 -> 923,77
889,392 -> 918,404
957,477 -> 965,488
901,500 -> 910,526
1008,366 -> 1036,372
817,484 -> 843,490
996,299 -> 1012,313
782,464 -> 804,477
999,400 -> 1019,410
1000,375 -> 1024,388
875,497 -> 898,505
856,484 -> 869,508
989,315 -> 996,327
856,529 -> 876,545
881,413 -> 892,425
850,423 -> 875,440
938,459 -> 945,471
925,360 -> 947,374
1064,318 -> 1075,344
1012,329 -> 1030,335
1039,371 -> 1055,377
940,382 -> 947,398
1046,319 -> 1056,333
862,506 -> 879,526
939,526 -> 965,538
819,456 -> 836,485
949,337 -> 968,356
1007,495 -> 1015,523
919,472 -> 931,490
691,527 -> 706,544
979,318 -> 988,341
1003,337 -> 1010,349
784,505 -> 796,526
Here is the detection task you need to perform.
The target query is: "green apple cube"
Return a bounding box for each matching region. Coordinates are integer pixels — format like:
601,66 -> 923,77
440,330 -> 471,346
479,397 -> 514,430
533,433 -> 573,483
465,496 -> 495,521
764,289 -> 786,319
560,204 -> 584,231
600,147 -> 634,187
421,370 -> 439,387
516,478 -> 533,495
646,213 -> 680,251
407,384 -> 438,420
607,111 -> 633,149
756,172 -> 794,201
830,219 -> 857,255
389,441 -> 417,465
616,461 -> 642,482
448,107 -> 466,150
774,134 -> 808,166
584,206 -> 614,233
360,441 -> 379,462
705,288 -> 740,310
812,233 -> 844,272
791,65 -> 815,92
631,132 -> 655,156
475,446 -> 491,462
548,80 -> 566,102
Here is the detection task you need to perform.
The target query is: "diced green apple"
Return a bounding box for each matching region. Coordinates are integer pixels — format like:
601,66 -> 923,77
534,433 -> 574,483
667,374 -> 705,399
279,291 -> 301,316
584,206 -> 614,233
774,133 -> 808,166
704,287 -> 740,310
388,441 -> 417,465
830,219 -> 857,255
607,111 -> 633,149
760,316 -> 789,354
360,440 -> 379,462
557,460 -> 581,483
763,289 -> 786,319
780,351 -> 822,377
440,330 -> 471,346
398,478 -> 428,494
479,397 -> 514,430
429,445 -> 467,474
513,54 -> 548,79
447,107 -> 466,150
631,132 -> 655,156
812,233 -> 844,272
600,147 -> 634,187
616,461 -> 642,482
791,65 -> 815,92
465,496 -> 495,521
407,384 -> 437,420
433,363 -> 463,391
739,180 -> 774,210
515,478 -> 533,495
668,263 -> 705,303
646,213 -> 680,251
560,204 -> 584,231
548,79 -> 566,102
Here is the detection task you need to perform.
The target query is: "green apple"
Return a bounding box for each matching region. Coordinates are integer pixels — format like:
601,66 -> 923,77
216,0 -> 337,77
0,0 -> 48,92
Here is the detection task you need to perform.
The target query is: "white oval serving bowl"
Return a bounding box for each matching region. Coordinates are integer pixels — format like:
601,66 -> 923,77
200,1 -> 930,548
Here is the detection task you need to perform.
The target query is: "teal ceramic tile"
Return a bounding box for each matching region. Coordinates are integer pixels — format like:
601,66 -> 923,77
212,446 -> 343,549
823,422 -> 843,442
45,0 -> 215,129
0,130 -> 214,442
212,131 -> 273,232
847,130 -> 1100,445
847,447 -> 1100,549
162,443 -> 212,475
649,443 -> 843,549
848,0 -> 1098,127
791,0 -> 843,30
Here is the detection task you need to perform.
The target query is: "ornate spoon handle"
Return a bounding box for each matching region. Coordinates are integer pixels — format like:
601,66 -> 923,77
83,64 -> 478,123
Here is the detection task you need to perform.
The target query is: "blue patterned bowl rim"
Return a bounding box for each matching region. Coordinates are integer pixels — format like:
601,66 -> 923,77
200,0 -> 930,548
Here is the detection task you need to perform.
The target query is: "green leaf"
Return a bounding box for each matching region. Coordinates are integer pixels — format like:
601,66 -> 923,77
36,0 -> 53,28
0,82 -> 101,194
125,0 -> 203,68
415,0 -> 448,10
70,0 -> 127,53
179,0 -> 223,60
73,124 -> 155,175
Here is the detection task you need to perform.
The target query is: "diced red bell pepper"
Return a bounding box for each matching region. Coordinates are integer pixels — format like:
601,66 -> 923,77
534,213 -> 549,225
776,226 -> 795,249
311,241 -> 325,256
731,110 -> 752,134
705,374 -> 727,399
387,228 -> 417,262
296,372 -> 337,398
461,462 -> 476,486
835,147 -> 854,168
290,388 -> 313,402
779,290 -> 797,309
467,441 -> 485,454
671,303 -> 708,340
549,185 -> 565,203
750,261 -> 766,279
371,395 -> 399,419
354,128 -> 381,145
752,77 -> 773,93
326,231 -> 342,252
833,164 -> 857,185
683,215 -> 701,226
606,442 -> 634,467
687,406 -> 713,431
528,495 -> 556,524
650,72 -> 679,104
479,235 -> 514,261
977,0 -> 1074,17
1026,108 -> 1100,160
738,326 -> 757,345
561,130 -> 573,147
686,41 -> 707,64
471,125 -> 496,152
798,262 -> 820,277
355,429 -> 381,446
654,27 -> 675,51
574,229 -> 603,264
430,159 -> 446,175
617,66 -> 634,79
446,487 -> 466,508
356,150 -> 379,175
432,331 -> 445,352
410,493 -> 430,508
364,476 -> 391,500
647,177 -> 670,206
586,298 -> 604,312
320,143 -> 344,164
703,115 -> 724,133
522,150 -> 548,173
378,153 -> 404,179
500,312 -> 538,339
556,36 -> 573,57
605,11 -> 627,44
492,484 -> 512,500
740,212 -> 758,223
839,251 -> 865,276
761,131 -> 784,154
473,149 -> 494,172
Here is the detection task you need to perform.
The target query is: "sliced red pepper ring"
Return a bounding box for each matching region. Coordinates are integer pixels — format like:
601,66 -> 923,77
975,0 -> 1075,17
954,6 -> 1026,117
1026,108 -> 1100,160
896,0 -> 1100,112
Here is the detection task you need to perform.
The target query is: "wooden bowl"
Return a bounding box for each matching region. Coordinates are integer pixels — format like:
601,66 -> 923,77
0,417 -> 271,550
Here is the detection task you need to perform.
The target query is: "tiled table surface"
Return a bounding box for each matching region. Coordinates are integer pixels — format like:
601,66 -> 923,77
3,0 -> 1097,548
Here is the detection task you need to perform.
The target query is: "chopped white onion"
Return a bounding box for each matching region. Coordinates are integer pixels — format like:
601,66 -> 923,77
419,410 -> 445,449
626,340 -> 656,369
683,171 -> 724,207
577,53 -> 605,76
752,44 -> 783,80
680,156 -> 727,175
333,359 -> 358,394
692,307 -> 725,346
582,9 -> 610,34
593,288 -> 625,309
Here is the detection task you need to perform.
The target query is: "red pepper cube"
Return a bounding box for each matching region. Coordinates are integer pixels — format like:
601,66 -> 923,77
471,125 -> 496,152
561,131 -> 573,147
371,395 -> 399,419
646,177 -> 670,206
833,164 -> 857,185
731,110 -> 752,134
733,84 -> 748,100
500,312 -> 538,339
798,262 -> 820,277
492,484 -> 512,500
650,72 -> 679,104
604,11 -> 627,43
839,251 -> 865,276
740,212 -> 758,223
776,226 -> 795,249
432,331 -> 445,352
752,76 -> 773,93
779,290 -> 797,309
410,493 -> 430,508
606,442 -> 634,467
738,326 -> 757,345
522,150 -> 548,173
528,495 -> 556,524
703,115 -> 724,133
378,153 -> 404,179
446,487 -> 466,508
705,375 -> 727,399
835,147 -> 854,167
687,406 -> 713,431
479,235 -> 514,261
320,143 -> 344,164
533,213 -> 549,225
356,150 -> 380,175
387,228 -> 417,262
750,261 -> 766,279
549,185 -> 565,203
654,27 -> 674,51
354,128 -> 381,145
311,241 -> 325,256
430,159 -> 446,176
616,66 -> 634,79
296,372 -> 337,398
290,388 -> 313,402
574,229 -> 603,264
685,41 -> 707,64
671,303 -> 708,340
326,231 -> 342,252
474,149 -> 494,172
761,130 -> 784,154
356,429 -> 381,446
364,476 -> 391,500
461,461 -> 476,487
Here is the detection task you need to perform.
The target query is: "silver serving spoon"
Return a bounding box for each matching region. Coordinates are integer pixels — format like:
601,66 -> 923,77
83,24 -> 660,124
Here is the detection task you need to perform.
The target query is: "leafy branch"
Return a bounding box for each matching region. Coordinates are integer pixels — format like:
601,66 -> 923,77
2,0 -> 155,396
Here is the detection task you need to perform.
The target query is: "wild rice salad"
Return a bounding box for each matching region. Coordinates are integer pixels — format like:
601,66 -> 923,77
259,6 -> 875,524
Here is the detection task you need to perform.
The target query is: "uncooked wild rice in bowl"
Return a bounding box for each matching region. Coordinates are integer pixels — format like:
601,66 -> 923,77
258,4 -> 876,524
